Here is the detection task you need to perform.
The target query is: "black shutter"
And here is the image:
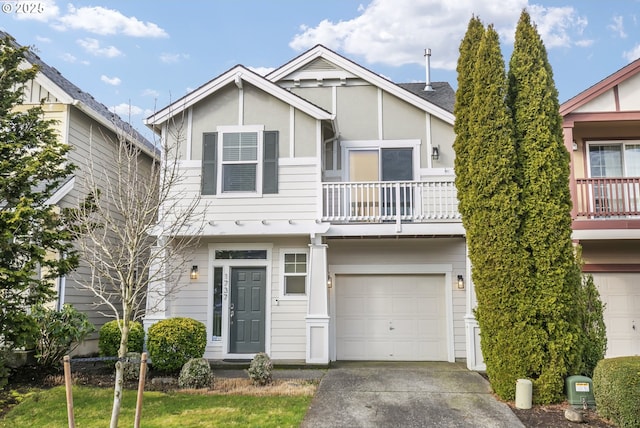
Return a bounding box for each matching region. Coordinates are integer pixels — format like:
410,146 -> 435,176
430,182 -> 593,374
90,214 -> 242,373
263,131 -> 279,194
202,132 -> 217,195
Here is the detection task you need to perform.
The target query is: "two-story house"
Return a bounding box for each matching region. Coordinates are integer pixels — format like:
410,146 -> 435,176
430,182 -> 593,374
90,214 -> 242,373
561,57 -> 640,358
144,45 -> 485,367
4,32 -> 156,353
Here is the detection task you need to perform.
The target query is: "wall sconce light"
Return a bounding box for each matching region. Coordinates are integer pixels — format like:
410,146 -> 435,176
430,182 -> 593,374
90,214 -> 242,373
327,275 -> 332,288
431,145 -> 440,161
457,275 -> 465,290
190,265 -> 199,280
572,140 -> 578,151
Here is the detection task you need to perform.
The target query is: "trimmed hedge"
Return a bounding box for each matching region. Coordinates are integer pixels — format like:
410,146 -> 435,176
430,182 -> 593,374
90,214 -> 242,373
147,317 -> 206,372
98,320 -> 144,357
593,356 -> 640,428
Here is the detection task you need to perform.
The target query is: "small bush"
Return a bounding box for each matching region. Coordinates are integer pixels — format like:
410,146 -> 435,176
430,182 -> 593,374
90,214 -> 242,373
178,358 -> 213,389
247,352 -> 273,386
30,304 -> 95,369
577,274 -> 607,377
147,317 -> 206,372
593,356 -> 640,428
98,320 -> 144,357
0,350 -> 9,389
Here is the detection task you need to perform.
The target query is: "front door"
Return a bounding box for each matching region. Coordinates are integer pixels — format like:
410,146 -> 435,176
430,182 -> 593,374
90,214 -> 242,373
229,267 -> 266,354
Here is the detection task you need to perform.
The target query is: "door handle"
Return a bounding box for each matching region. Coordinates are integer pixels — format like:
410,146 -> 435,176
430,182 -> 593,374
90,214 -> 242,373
230,310 -> 235,318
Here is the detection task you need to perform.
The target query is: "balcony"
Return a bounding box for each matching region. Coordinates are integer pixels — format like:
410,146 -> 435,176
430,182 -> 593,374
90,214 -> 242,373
575,177 -> 640,218
321,178 -> 461,225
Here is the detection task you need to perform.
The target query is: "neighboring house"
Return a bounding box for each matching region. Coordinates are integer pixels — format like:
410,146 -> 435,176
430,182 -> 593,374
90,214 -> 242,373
3,32 -> 156,353
145,45 -> 485,368
561,58 -> 640,358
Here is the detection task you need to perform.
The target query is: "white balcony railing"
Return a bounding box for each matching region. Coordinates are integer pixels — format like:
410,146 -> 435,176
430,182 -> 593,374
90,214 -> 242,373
576,177 -> 640,218
322,179 -> 461,223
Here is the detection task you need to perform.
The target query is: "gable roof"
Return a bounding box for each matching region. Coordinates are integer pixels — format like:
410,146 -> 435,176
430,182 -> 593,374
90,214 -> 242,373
397,82 -> 455,113
267,45 -> 455,124
560,57 -> 640,116
145,65 -> 334,130
0,31 -> 156,156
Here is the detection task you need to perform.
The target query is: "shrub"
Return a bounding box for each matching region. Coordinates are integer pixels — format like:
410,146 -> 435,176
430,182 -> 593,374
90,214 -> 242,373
147,317 -> 206,372
30,304 -> 95,369
593,356 -> 640,428
99,320 -> 144,357
0,350 -> 9,389
577,274 -> 607,377
122,352 -> 144,382
247,352 -> 273,386
178,358 -> 213,389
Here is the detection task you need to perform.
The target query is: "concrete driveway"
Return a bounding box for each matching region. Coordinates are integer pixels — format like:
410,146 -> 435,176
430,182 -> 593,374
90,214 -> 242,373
301,362 -> 524,428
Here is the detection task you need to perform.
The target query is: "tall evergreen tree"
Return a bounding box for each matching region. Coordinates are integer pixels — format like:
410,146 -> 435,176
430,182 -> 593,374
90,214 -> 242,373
459,24 -> 529,400
507,10 -> 584,403
454,16 -> 484,220
0,36 -> 77,358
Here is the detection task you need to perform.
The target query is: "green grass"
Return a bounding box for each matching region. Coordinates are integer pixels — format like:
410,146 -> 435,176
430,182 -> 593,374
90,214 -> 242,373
0,386 -> 312,427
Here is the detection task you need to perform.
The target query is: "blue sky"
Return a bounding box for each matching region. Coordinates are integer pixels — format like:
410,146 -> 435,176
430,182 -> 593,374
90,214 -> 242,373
1,0 -> 639,138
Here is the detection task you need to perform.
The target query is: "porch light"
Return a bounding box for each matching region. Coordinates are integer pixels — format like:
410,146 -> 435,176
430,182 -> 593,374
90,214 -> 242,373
457,275 -> 465,290
432,145 -> 440,161
190,265 -> 199,280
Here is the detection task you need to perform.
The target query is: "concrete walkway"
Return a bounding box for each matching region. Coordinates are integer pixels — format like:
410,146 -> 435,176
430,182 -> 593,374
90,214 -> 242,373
300,362 -> 524,428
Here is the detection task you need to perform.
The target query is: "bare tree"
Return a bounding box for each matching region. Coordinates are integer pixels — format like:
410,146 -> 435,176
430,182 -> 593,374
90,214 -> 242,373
68,113 -> 203,427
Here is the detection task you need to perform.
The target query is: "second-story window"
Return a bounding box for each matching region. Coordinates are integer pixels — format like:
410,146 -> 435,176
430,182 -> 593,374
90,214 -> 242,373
201,126 -> 278,196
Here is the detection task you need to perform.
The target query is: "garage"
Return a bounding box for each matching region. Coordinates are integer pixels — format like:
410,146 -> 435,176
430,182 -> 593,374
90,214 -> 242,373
592,273 -> 640,357
335,274 -> 448,361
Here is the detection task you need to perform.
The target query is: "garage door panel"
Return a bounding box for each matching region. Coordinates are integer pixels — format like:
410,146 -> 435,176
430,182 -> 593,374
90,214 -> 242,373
336,274 -> 447,361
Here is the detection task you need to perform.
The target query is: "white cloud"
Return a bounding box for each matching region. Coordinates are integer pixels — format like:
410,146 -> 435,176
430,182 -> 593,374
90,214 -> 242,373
111,103 -> 153,118
14,0 -> 60,22
101,75 -> 121,86
77,38 -> 123,58
289,0 -> 590,71
159,52 -> 190,64
607,15 -> 627,38
61,53 -> 76,62
56,4 -> 168,37
142,89 -> 160,98
36,36 -> 52,43
248,66 -> 275,76
623,44 -> 640,62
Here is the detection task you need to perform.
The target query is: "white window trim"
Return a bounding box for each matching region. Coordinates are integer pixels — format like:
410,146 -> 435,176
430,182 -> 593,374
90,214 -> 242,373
341,139 -> 421,182
216,124 -> 265,197
586,140 -> 640,178
279,247 -> 309,300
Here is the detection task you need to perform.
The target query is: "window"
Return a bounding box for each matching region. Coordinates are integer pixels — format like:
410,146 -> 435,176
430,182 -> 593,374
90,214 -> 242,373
282,251 -> 308,296
588,142 -> 640,178
212,267 -> 223,340
201,127 -> 278,195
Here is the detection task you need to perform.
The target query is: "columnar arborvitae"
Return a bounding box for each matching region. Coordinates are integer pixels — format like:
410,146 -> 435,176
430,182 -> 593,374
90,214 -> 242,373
507,10 -> 584,403
461,24 -> 530,399
454,16 -> 484,219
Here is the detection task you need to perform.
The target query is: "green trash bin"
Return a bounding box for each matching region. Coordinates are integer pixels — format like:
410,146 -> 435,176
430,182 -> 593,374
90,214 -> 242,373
566,375 -> 596,408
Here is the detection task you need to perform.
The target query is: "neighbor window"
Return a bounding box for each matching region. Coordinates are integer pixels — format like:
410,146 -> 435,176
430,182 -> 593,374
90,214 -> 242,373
282,251 -> 308,296
201,126 -> 278,195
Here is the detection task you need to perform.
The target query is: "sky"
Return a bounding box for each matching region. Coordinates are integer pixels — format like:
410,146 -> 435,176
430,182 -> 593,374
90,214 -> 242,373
1,0 -> 639,140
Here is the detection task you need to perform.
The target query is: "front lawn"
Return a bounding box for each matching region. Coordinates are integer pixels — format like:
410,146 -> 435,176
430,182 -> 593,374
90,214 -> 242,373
0,385 -> 312,428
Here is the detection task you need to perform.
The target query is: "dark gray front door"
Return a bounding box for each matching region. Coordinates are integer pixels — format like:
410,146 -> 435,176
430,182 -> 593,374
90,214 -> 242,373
229,267 -> 266,354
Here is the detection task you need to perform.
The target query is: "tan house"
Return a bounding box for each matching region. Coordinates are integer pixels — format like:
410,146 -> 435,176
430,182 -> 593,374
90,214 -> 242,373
561,58 -> 640,358
4,31 -> 156,352
144,45 -> 486,368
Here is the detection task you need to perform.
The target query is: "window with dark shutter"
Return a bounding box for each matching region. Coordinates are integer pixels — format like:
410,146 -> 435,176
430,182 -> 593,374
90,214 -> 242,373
263,130 -> 279,194
202,132 -> 217,195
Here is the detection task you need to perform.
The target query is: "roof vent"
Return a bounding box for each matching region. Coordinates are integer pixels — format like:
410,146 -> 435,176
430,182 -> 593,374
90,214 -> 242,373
424,48 -> 434,92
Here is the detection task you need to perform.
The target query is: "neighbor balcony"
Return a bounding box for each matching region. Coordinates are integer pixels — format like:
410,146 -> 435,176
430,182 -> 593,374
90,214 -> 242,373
575,177 -> 640,218
321,178 -> 461,226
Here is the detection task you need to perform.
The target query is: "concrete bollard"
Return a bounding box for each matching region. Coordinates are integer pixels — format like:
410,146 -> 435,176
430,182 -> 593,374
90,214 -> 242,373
515,379 -> 532,409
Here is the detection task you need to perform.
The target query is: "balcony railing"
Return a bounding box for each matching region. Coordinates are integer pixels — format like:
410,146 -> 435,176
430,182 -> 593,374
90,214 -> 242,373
575,177 -> 640,218
322,179 -> 461,223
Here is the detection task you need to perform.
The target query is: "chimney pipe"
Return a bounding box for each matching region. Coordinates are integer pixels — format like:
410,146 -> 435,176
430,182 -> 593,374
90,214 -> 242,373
424,48 -> 433,92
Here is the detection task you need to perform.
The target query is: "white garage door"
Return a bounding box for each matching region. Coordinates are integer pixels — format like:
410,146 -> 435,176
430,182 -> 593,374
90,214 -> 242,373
593,273 -> 640,357
336,274 -> 447,361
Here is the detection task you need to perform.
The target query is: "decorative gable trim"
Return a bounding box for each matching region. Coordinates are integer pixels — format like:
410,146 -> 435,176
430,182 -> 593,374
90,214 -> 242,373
145,65 -> 333,128
267,45 -> 454,125
560,57 -> 640,116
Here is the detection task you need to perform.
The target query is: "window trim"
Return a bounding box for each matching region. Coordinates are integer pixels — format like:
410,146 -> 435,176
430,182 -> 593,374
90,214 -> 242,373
279,247 -> 309,300
586,140 -> 640,178
217,125 -> 265,197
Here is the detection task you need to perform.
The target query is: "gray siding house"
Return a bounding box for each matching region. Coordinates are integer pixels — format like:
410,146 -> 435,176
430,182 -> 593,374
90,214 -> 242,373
145,45 -> 483,368
4,31 -> 156,353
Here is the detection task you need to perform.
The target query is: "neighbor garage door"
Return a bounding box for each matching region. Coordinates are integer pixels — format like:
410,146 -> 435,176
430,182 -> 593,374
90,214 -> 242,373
592,273 -> 640,357
336,274 -> 447,361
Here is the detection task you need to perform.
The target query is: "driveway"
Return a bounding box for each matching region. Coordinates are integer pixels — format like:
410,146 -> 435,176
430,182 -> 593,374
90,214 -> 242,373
301,362 -> 524,428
